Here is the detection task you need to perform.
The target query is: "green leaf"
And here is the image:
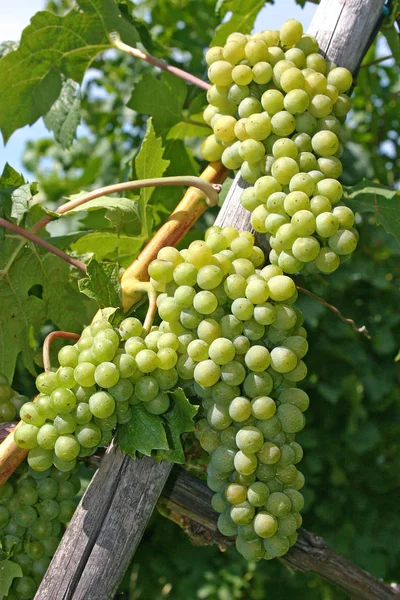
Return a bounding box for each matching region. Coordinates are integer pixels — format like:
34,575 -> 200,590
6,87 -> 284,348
0,241 -> 92,381
0,560 -> 22,597
344,181 -> 400,244
128,72 -> 186,134
71,231 -> 143,267
212,0 -> 267,46
0,164 -> 31,229
118,404 -> 169,457
0,0 -> 139,141
382,26 -> 400,62
44,79 -> 82,149
61,191 -> 144,237
157,389 -> 198,464
133,118 -> 170,235
78,259 -> 121,308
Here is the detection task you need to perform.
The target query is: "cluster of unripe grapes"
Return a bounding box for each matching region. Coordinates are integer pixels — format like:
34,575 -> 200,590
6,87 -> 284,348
201,19 -> 358,274
13,316 -> 179,472
0,464 -> 78,600
148,226 -> 308,560
0,375 -> 29,423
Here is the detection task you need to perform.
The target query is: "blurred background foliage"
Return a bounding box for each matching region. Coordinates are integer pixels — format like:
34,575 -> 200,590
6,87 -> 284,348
3,0 -> 400,597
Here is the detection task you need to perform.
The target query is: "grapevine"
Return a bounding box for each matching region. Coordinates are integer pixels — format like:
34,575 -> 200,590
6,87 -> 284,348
0,3 -> 398,599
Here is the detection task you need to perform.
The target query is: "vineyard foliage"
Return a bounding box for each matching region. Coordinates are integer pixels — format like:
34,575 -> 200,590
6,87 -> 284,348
0,0 -> 399,598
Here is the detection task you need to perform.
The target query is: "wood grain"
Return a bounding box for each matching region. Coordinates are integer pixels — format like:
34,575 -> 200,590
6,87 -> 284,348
35,444 -> 172,600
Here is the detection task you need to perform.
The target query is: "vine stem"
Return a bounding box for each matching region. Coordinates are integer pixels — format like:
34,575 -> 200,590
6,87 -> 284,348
31,176 -> 221,234
296,286 -> 371,338
43,331 -> 80,372
112,35 -> 211,91
0,218 -> 87,273
360,54 -> 393,68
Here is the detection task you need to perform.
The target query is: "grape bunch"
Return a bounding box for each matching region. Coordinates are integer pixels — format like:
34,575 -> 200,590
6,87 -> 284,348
14,316 -> 178,472
201,19 -> 358,275
0,463 -> 79,600
0,375 -> 29,424
148,226 -> 308,560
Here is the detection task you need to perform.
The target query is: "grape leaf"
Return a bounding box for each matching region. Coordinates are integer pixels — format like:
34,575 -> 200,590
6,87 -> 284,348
157,390 -> 198,464
78,259 -> 121,308
62,193 -> 143,236
44,79 -> 82,149
0,240 -> 92,381
0,164 -> 30,229
128,73 -> 187,134
344,181 -> 400,244
118,404 -> 169,457
71,231 -> 143,267
0,0 -> 139,142
0,560 -> 22,597
212,0 -> 268,46
132,118 -> 170,235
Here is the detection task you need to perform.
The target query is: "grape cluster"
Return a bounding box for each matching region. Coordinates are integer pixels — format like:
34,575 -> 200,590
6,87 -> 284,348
201,19 -> 358,274
14,317 -> 178,472
0,375 -> 29,423
0,464 -> 78,599
148,226 -> 308,560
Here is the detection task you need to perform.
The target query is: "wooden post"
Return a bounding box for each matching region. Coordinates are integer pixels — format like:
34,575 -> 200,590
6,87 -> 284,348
35,444 -> 172,600
35,2 -> 388,599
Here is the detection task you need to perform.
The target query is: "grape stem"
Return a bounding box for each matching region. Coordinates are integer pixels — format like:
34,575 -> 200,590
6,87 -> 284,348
142,290 -> 158,336
111,34 -> 211,91
296,286 -> 371,338
31,177 -> 221,234
43,331 -> 80,372
0,218 -> 87,273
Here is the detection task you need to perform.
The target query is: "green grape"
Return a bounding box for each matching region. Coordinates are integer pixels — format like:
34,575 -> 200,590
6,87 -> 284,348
108,378 -> 133,403
36,371 -> 58,395
217,512 -> 238,536
56,367 -> 76,389
234,451 -> 258,476
282,336 -> 308,360
207,404 -> 232,430
54,435 -> 80,461
19,403 -> 45,427
292,237 -> 320,262
328,229 -> 358,255
332,206 -> 355,229
228,396 -> 252,422
225,483 -> 247,505
74,362 -> 96,387
271,156 -> 299,185
209,338 -> 236,365
232,64 -> 253,86
261,89 -> 284,114
280,18 -> 303,47
244,346 -> 271,372
244,112 -> 272,140
37,423 -> 59,448
58,345 -> 79,368
27,447 -> 54,472
194,360 -> 221,387
14,424 -> 39,450
76,423 -> 102,448
236,426 -> 264,453
119,317 -> 143,340
291,210 -> 316,237
212,382 -> 240,405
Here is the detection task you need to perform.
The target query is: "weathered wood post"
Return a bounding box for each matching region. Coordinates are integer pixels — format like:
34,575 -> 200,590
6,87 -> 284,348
35,1 -> 388,598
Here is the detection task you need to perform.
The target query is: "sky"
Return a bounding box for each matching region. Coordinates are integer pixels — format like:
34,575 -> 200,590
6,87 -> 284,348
0,0 -> 317,178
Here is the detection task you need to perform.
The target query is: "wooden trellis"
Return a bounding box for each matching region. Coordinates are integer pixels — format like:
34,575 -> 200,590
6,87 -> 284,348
35,1 -> 398,599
